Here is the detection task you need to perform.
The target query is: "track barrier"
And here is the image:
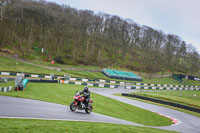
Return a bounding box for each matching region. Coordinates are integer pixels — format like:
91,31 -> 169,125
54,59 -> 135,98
0,86 -> 12,92
1,71 -> 200,90
29,79 -> 58,83
122,93 -> 200,113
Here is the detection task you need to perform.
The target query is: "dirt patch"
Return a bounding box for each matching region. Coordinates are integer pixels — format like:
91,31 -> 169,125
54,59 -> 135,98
0,48 -> 14,54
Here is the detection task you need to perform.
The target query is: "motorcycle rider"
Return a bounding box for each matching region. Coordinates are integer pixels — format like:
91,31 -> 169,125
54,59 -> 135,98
80,86 -> 90,108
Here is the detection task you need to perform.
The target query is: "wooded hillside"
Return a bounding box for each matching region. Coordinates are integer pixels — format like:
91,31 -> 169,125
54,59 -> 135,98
0,0 -> 199,76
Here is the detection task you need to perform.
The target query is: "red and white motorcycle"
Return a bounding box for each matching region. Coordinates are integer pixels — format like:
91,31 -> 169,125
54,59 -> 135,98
70,91 -> 93,113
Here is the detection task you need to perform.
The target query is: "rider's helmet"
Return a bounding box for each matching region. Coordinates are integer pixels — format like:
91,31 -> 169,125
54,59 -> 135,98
84,86 -> 89,92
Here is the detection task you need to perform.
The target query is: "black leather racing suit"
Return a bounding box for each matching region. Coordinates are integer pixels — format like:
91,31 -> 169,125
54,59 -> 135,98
80,90 -> 90,107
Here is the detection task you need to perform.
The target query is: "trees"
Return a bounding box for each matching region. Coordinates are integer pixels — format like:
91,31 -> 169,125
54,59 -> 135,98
0,0 -> 11,48
186,45 -> 200,75
104,15 -> 122,65
162,35 -> 179,73
1,0 -> 199,76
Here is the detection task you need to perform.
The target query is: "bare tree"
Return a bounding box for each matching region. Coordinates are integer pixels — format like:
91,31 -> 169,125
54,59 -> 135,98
1,0 -> 199,76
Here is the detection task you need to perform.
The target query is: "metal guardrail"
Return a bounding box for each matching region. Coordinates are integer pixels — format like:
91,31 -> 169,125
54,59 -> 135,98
1,71 -> 200,90
59,80 -> 200,90
0,86 -> 12,92
122,93 -> 200,113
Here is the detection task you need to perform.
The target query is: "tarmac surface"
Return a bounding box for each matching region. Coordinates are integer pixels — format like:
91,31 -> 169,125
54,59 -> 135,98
0,88 -> 200,133
0,96 -> 140,126
90,88 -> 200,133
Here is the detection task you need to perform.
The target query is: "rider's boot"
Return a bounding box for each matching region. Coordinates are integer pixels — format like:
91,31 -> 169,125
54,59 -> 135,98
82,103 -> 85,108
85,102 -> 88,108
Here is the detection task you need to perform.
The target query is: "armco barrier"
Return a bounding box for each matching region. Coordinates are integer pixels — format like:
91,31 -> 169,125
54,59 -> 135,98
122,93 -> 200,113
0,86 -> 12,92
127,86 -> 200,90
59,80 -> 119,88
64,78 -> 200,90
29,79 -> 58,83
64,77 -> 200,89
95,78 -> 200,89
1,71 -> 200,90
0,71 -> 64,80
59,80 -> 200,90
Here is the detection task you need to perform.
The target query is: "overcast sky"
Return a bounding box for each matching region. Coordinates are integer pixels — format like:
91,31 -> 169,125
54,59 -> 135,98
46,0 -> 200,53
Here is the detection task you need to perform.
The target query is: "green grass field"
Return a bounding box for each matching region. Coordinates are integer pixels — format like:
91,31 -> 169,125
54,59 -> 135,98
130,90 -> 200,108
182,79 -> 200,86
61,68 -> 200,85
62,69 -> 110,79
29,60 -> 101,70
62,69 -> 200,86
142,77 -> 181,85
0,81 -> 15,87
26,59 -> 200,85
114,93 -> 200,117
0,118 -> 176,133
0,56 -> 64,75
142,77 -> 200,85
0,83 -> 172,126
1,55 -> 200,86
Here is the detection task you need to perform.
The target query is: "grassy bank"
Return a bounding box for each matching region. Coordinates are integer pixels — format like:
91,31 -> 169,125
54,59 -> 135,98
0,118 -> 176,133
0,83 -> 172,126
0,81 -> 15,87
115,93 -> 200,117
1,55 -> 200,86
142,77 -> 181,85
130,90 -> 200,108
0,56 -> 64,75
26,59 -> 200,85
62,69 -> 200,86
29,60 -> 101,70
62,69 -> 110,79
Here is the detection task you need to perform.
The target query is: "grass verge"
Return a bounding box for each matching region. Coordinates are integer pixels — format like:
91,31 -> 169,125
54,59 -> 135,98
0,56 -> 64,75
114,93 -> 200,117
0,118 -> 176,133
1,55 -> 200,86
26,59 -> 200,85
29,60 -> 101,70
0,81 -> 15,87
0,83 -> 172,126
62,69 -> 110,79
62,69 -> 200,86
130,91 -> 200,108
142,77 -> 200,85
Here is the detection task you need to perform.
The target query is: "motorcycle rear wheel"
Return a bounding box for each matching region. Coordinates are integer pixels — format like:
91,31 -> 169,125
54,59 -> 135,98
70,102 -> 77,111
85,104 -> 93,114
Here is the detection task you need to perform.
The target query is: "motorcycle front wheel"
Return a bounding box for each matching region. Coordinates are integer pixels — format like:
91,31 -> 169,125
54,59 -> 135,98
85,104 -> 93,114
70,101 -> 77,111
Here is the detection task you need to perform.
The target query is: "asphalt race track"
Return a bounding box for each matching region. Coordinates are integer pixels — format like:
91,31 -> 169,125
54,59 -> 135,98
0,96 -> 140,126
90,88 -> 200,133
0,88 -> 200,133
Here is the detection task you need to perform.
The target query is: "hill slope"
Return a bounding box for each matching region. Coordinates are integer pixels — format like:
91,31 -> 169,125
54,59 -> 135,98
0,0 -> 199,76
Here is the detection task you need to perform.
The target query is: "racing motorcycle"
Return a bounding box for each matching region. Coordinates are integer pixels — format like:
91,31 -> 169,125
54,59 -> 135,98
70,91 -> 93,113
